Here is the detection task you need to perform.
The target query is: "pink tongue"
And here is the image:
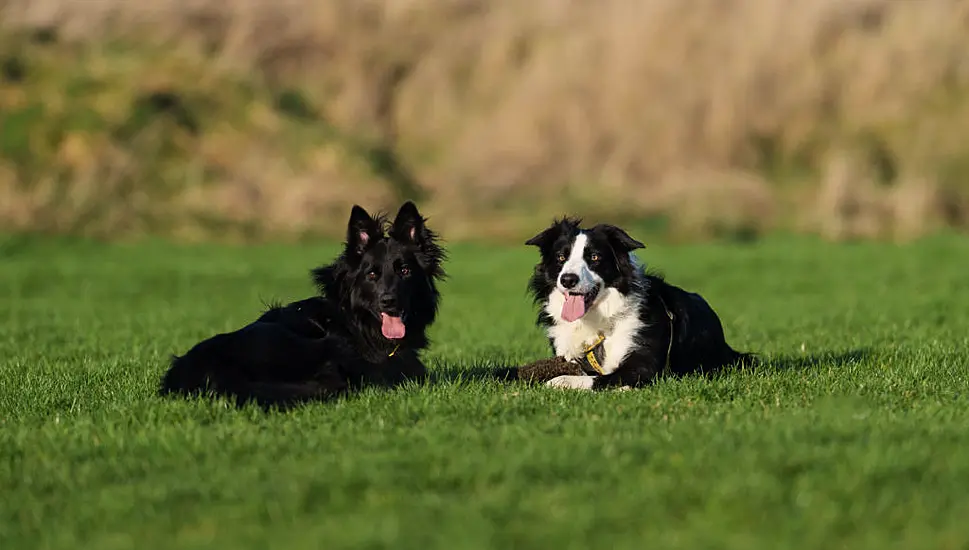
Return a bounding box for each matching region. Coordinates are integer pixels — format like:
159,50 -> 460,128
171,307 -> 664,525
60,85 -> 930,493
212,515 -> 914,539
562,294 -> 587,322
381,313 -> 406,339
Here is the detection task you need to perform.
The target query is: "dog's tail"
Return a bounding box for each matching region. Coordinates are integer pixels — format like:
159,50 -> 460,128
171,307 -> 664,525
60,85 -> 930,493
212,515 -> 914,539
158,353 -> 210,397
728,348 -> 759,369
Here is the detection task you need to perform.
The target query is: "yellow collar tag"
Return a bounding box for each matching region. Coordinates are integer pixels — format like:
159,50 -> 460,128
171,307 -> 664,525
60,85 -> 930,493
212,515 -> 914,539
583,333 -> 606,375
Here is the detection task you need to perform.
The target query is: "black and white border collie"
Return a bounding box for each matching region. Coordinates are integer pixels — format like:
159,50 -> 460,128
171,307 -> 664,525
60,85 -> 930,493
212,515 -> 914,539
159,201 -> 445,407
523,217 -> 751,390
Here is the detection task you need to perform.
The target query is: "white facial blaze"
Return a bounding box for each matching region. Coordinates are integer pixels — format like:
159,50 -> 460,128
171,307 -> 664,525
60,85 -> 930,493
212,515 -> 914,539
557,233 -> 602,293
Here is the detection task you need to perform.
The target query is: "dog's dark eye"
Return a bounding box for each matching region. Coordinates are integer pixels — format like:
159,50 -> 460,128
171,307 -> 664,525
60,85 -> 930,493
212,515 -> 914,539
556,253 -> 567,263
400,266 -> 410,277
590,253 -> 600,263
366,271 -> 377,281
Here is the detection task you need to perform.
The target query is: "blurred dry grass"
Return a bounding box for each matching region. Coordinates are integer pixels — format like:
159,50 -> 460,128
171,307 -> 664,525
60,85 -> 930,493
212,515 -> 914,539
2,0 -> 969,242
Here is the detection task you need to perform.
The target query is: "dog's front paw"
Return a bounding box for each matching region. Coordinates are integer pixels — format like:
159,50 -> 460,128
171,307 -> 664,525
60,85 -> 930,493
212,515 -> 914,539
545,375 -> 595,391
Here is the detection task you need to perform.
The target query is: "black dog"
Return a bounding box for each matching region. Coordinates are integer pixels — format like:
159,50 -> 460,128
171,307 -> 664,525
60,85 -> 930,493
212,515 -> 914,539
159,201 -> 446,407
505,217 -> 751,390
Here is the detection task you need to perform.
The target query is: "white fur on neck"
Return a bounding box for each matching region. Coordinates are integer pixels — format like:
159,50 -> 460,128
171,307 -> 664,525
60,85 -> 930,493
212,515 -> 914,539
545,253 -> 645,375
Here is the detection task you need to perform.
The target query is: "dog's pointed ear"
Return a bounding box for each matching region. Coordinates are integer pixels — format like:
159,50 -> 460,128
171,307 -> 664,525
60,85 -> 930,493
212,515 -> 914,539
346,205 -> 381,256
391,201 -> 427,244
596,224 -> 645,253
390,201 -> 446,278
525,217 -> 579,249
524,226 -> 558,248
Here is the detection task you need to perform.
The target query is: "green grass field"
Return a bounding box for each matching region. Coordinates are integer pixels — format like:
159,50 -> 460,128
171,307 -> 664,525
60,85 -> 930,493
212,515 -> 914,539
2,234 -> 968,549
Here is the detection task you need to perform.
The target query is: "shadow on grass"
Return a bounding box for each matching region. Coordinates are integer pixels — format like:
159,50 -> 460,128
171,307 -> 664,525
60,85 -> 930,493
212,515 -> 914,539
696,348 -> 875,380
161,349 -> 879,413
427,360 -> 518,385
426,348 -> 880,387
751,347 -> 876,373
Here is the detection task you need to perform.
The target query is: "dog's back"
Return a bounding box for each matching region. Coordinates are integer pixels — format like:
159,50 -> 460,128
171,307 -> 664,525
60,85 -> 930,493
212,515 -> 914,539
158,201 -> 446,408
654,277 -> 755,375
159,314 -> 349,407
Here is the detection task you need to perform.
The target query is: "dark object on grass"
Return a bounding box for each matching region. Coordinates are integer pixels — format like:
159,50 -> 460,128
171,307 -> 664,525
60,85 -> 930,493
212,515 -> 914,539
159,201 -> 445,409
496,356 -> 584,383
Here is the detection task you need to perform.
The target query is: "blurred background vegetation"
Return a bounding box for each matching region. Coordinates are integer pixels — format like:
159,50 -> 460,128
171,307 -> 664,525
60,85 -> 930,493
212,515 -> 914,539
2,0 -> 969,243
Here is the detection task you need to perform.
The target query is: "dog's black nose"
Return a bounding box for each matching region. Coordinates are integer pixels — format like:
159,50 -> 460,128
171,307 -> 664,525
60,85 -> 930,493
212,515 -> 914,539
379,295 -> 397,310
560,273 -> 579,289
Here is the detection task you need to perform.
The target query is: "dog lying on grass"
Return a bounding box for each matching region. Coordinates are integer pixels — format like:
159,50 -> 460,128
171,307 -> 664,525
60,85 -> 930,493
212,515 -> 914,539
159,201 -> 446,408
500,217 -> 753,390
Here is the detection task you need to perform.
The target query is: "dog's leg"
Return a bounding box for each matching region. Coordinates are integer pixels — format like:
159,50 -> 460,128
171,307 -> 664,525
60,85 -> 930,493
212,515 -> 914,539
590,362 -> 663,390
358,353 -> 428,388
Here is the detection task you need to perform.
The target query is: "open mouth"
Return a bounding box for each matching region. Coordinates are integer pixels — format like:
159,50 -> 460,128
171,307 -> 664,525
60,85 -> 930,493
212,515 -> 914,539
380,312 -> 407,340
561,287 -> 599,322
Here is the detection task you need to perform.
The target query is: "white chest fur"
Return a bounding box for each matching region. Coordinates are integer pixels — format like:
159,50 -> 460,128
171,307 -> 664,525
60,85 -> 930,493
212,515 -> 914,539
545,288 -> 644,374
